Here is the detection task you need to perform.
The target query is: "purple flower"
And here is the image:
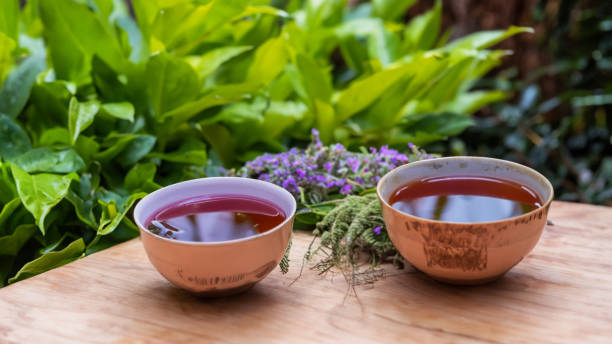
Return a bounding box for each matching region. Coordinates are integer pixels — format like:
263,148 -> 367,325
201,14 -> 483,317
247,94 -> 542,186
340,184 -> 353,195
227,129 -> 429,204
373,226 -> 381,235
346,157 -> 359,173
407,142 -> 415,149
311,128 -> 322,147
282,176 -> 298,191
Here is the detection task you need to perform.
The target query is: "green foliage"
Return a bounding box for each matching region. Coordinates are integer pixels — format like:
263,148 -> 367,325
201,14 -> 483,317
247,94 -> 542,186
0,0 -> 524,285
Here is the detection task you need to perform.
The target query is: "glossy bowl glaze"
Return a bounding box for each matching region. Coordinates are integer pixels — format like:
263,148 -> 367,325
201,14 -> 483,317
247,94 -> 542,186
377,157 -> 553,285
133,177 -> 296,296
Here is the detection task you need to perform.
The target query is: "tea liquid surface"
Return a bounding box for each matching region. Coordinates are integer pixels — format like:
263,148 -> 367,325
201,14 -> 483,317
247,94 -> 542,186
146,195 -> 285,242
389,176 -> 542,223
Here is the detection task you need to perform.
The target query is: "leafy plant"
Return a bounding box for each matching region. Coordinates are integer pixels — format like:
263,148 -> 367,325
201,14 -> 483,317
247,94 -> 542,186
0,0 -> 526,285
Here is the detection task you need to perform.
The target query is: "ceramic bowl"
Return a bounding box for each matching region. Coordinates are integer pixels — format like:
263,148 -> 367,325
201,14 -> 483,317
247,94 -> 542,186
133,177 -> 296,296
377,157 -> 553,285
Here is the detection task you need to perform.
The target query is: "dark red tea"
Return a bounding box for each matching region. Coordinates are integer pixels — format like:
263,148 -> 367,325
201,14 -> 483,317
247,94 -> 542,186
389,176 -> 542,222
146,195 -> 286,242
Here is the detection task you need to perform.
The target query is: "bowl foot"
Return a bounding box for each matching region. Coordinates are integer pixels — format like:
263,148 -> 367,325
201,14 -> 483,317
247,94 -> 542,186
191,282 -> 256,297
426,273 -> 507,286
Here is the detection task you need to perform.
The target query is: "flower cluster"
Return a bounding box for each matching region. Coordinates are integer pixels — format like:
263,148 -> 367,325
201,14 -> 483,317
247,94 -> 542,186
228,130 -> 432,204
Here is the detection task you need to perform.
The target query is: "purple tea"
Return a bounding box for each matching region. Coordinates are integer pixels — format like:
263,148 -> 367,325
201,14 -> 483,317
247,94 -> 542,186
146,195 -> 286,242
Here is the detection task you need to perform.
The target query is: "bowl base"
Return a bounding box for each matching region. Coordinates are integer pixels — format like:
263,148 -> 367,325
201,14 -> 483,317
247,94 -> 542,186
426,272 -> 506,286
191,282 -> 256,297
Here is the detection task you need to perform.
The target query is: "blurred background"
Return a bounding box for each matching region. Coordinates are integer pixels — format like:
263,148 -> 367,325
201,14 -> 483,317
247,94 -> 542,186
408,0 -> 612,205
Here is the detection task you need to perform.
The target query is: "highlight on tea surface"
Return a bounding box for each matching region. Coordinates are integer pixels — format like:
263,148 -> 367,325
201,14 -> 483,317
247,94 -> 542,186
389,176 -> 543,223
146,195 -> 286,243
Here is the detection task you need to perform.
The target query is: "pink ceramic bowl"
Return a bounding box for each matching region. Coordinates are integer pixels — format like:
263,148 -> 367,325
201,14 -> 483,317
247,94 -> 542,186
133,177 -> 296,296
377,157 -> 554,285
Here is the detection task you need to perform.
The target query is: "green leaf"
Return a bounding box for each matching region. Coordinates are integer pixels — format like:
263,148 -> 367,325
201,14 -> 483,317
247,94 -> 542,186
0,198 -> 21,235
338,36 -> 368,76
100,102 -> 135,122
0,114 -> 32,160
294,54 -> 333,103
247,36 -> 288,85
147,139 -> 207,165
124,162 -> 157,192
304,0 -> 345,30
367,21 -> 400,67
94,134 -> 137,163
131,0 -> 157,55
65,191 -> 97,230
9,148 -> 85,174
65,174 -> 97,229
116,9 -> 148,63
39,0 -> 125,81
187,46 -> 252,79
200,123 -> 236,167
372,0 -> 416,21
75,135 -> 100,166
0,33 -> 15,84
162,0 -> 249,54
29,81 -> 74,129
90,55 -> 128,103
0,0 -> 19,42
97,192 -> 146,235
401,112 -> 475,142
314,100 -> 336,143
10,165 -> 77,234
403,0 -> 441,52
0,162 -> 17,205
444,26 -> 533,51
8,238 -> 85,284
0,224 -> 36,256
161,83 -> 257,124
146,52 -> 199,118
440,90 -> 507,114
68,97 -> 101,145
241,5 -> 291,18
39,127 -> 70,146
335,64 -> 412,122
0,53 -> 46,118
117,135 -> 156,166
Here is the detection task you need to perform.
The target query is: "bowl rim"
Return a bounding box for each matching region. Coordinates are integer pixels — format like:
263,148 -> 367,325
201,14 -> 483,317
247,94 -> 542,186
376,156 -> 554,226
134,177 -> 296,246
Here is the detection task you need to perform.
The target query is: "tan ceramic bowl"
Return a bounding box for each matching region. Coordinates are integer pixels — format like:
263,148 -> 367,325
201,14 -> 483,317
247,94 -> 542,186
133,177 -> 296,296
377,157 -> 553,285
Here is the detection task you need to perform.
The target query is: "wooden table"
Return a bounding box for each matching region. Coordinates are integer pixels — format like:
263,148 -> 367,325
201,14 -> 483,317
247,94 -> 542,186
1,201 -> 611,343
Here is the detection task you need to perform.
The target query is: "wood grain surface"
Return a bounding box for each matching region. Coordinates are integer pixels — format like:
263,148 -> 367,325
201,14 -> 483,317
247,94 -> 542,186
1,201 -> 611,343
